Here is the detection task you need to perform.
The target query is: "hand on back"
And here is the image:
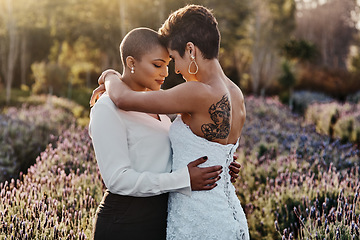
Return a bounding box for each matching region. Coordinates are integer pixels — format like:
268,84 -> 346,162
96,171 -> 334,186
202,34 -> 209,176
187,154 -> 241,190
90,69 -> 122,107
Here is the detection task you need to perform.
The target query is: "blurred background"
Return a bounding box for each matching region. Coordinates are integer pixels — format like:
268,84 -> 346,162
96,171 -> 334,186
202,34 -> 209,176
0,0 -> 359,107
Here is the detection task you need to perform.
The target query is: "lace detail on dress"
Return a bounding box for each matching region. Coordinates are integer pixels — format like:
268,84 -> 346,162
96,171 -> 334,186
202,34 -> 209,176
166,117 -> 250,240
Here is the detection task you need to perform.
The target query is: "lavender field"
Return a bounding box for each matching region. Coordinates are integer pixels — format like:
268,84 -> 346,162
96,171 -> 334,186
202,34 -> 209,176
0,96 -> 359,239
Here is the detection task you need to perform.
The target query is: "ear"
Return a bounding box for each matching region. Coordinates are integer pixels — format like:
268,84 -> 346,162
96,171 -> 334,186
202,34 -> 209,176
185,42 -> 196,57
125,56 -> 136,70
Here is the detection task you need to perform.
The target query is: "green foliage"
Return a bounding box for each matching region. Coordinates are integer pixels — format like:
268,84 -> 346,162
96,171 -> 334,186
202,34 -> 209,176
276,176 -> 360,239
243,0 -> 297,94
291,91 -> 334,114
1,0 -> 359,100
19,95 -> 90,126
305,101 -> 360,144
0,103 -> 75,182
269,0 -> 296,46
0,89 -> 30,107
347,91 -> 360,104
282,38 -> 317,62
31,62 -> 68,96
0,95 -> 89,183
350,51 -> 360,73
57,37 -> 101,86
0,96 -> 358,239
278,60 -> 296,88
296,67 -> 360,100
67,87 -> 93,109
237,96 -> 359,239
0,126 -> 104,239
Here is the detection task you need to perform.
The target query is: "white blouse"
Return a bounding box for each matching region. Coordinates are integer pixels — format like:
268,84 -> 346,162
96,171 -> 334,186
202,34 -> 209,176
89,94 -> 191,197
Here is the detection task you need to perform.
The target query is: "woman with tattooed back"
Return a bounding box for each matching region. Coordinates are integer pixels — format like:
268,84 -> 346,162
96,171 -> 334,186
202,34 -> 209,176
93,5 -> 249,240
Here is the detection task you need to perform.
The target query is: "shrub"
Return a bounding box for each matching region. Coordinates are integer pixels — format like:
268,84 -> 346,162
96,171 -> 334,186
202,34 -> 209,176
347,90 -> 360,104
0,97 -> 81,182
1,96 -> 358,240
297,67 -> 360,100
0,126 -> 104,239
31,62 -> 68,96
275,168 -> 360,239
305,101 -> 360,144
237,96 -> 359,239
18,95 -> 90,127
291,91 -> 334,114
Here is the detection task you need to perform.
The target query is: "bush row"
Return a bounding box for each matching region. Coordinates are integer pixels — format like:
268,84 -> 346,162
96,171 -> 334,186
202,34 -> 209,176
305,101 -> 360,144
0,126 -> 104,239
0,95 -> 88,182
0,96 -> 359,239
235,96 -> 359,239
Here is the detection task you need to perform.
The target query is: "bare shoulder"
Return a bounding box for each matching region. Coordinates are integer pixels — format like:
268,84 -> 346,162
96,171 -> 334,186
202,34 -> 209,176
177,81 -> 213,100
227,79 -> 245,105
183,81 -> 211,91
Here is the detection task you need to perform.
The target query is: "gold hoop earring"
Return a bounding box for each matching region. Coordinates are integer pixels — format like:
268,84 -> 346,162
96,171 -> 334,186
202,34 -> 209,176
131,67 -> 135,74
188,56 -> 198,75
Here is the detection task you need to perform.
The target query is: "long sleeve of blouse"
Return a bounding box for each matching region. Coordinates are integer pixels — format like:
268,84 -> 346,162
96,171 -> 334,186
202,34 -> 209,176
89,95 -> 191,197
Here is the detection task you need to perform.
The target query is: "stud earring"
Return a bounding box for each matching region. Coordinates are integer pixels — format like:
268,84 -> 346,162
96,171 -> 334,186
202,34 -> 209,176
188,55 -> 198,75
131,67 -> 135,74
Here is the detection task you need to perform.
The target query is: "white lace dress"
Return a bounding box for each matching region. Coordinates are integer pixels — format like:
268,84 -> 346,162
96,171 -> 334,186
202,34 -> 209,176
166,117 -> 250,240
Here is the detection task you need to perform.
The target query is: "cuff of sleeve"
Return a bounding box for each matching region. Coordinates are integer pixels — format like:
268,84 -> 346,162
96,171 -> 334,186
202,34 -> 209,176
176,167 -> 192,196
159,166 -> 192,196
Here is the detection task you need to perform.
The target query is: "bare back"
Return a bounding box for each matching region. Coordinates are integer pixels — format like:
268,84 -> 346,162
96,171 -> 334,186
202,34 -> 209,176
181,77 -> 246,145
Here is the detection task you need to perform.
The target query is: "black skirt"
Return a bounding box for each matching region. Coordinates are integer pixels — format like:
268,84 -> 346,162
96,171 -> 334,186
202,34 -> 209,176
93,190 -> 169,240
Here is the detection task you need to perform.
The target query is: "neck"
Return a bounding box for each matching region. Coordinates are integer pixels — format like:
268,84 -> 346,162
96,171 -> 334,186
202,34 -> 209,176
121,71 -> 147,91
196,58 -> 224,84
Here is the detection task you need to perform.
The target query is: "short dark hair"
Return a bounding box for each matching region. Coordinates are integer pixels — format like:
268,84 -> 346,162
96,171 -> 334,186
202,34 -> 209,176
120,27 -> 164,66
158,5 -> 220,59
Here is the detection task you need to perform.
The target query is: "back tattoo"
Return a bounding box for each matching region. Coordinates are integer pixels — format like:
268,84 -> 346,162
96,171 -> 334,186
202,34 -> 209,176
201,94 -> 231,141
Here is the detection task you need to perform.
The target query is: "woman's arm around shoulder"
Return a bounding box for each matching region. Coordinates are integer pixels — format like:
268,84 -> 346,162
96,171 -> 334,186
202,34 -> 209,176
105,75 -> 210,114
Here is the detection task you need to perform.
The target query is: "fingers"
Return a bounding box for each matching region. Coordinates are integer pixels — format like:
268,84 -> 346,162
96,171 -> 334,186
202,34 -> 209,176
98,70 -> 109,85
233,154 -> 238,161
230,171 -> 240,183
201,165 -> 222,174
229,163 -> 240,174
203,170 -> 222,180
201,183 -> 217,191
230,171 -> 239,179
188,156 -> 207,168
89,85 -> 106,107
230,160 -> 241,168
98,69 -> 122,85
90,90 -> 99,107
229,164 -> 239,183
91,69 -> 122,107
203,175 -> 221,185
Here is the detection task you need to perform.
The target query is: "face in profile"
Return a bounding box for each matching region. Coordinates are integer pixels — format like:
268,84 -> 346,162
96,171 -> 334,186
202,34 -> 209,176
132,45 -> 171,91
168,49 -> 197,82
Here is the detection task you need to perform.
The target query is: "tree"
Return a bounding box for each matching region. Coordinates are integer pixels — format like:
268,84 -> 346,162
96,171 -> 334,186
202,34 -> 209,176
295,0 -> 358,69
0,0 -> 20,104
278,60 -> 296,108
246,0 -> 296,95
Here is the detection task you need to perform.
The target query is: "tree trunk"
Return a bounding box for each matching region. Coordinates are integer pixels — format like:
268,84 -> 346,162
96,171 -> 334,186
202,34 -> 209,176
158,0 -> 165,25
5,0 -> 20,104
86,70 -> 91,88
289,86 -> 294,111
250,10 -> 262,95
119,0 -> 127,38
0,41 -> 6,87
20,33 -> 28,86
